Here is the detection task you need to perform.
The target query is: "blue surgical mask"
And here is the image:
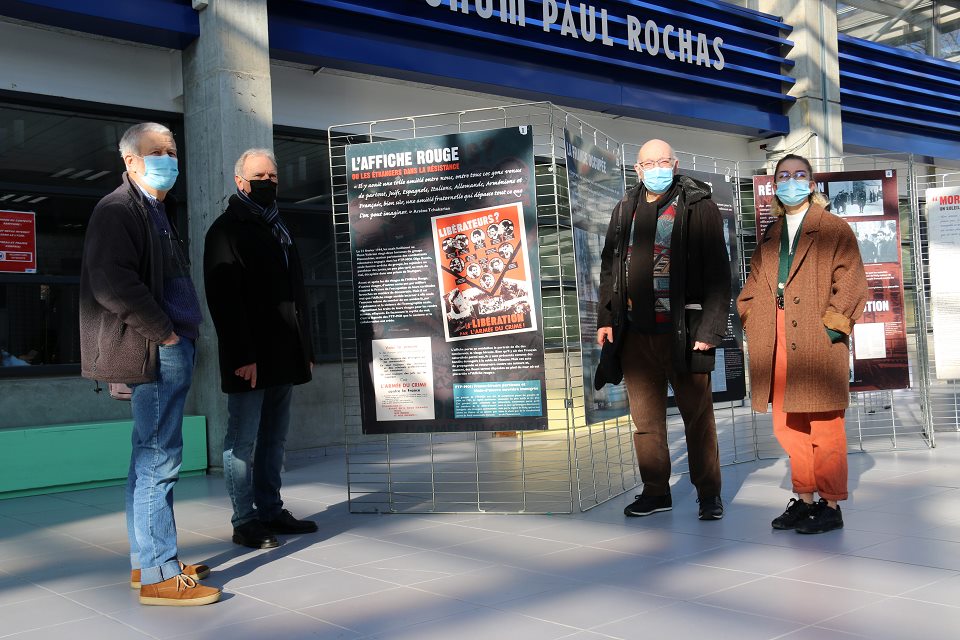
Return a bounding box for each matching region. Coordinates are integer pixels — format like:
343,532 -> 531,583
137,154 -> 179,191
642,167 -> 674,194
776,179 -> 811,206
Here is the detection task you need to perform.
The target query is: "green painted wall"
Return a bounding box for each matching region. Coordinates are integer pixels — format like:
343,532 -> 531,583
0,416 -> 207,499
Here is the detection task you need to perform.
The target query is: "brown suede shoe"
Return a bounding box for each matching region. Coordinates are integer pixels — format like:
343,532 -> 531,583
131,561 -> 210,589
139,574 -> 221,606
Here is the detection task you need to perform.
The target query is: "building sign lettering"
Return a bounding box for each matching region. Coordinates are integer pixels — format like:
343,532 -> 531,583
424,0 -> 725,71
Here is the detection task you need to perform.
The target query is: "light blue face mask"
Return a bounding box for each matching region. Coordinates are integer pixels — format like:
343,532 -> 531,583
776,178 -> 811,206
642,166 -> 675,194
138,154 -> 179,191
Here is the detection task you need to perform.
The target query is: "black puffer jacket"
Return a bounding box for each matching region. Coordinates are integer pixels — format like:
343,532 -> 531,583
203,196 -> 314,394
596,175 -> 731,382
79,174 -> 179,384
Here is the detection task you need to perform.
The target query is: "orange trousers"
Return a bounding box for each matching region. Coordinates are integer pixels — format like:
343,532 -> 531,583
772,308 -> 849,501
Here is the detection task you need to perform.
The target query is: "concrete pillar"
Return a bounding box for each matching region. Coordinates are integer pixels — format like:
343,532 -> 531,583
761,0 -> 843,170
182,0 -> 273,467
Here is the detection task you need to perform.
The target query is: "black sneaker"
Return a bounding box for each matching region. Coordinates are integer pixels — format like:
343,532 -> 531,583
771,498 -> 813,530
795,499 -> 843,534
261,509 -> 319,534
232,520 -> 280,549
698,495 -> 723,520
624,493 -> 672,517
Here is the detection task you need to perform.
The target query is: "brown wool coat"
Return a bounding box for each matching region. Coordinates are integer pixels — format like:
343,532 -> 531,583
737,204 -> 868,413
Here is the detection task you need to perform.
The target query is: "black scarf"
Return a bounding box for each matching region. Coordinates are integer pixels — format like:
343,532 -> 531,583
236,188 -> 292,259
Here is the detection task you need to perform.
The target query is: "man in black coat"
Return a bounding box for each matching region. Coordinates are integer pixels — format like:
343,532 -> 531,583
596,139 -> 730,521
204,149 -> 317,549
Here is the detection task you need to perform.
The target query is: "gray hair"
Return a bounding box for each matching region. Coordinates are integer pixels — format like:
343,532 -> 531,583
234,148 -> 277,179
118,122 -> 174,157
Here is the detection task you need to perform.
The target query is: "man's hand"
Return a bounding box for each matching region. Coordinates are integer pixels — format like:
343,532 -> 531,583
161,332 -> 180,346
235,363 -> 257,388
693,341 -> 715,351
597,327 -> 614,346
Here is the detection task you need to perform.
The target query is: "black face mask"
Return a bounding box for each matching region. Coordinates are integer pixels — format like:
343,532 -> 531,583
247,179 -> 278,207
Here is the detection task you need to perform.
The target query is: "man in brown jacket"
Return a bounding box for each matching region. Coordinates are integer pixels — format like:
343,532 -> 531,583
596,139 -> 730,521
80,123 -> 220,605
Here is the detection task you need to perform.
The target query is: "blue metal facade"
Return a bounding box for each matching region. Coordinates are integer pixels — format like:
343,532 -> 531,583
267,0 -> 795,135
839,33 -> 960,160
5,0 -> 960,159
0,0 -> 198,49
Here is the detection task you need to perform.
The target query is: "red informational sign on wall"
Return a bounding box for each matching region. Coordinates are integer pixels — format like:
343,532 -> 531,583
0,210 -> 37,273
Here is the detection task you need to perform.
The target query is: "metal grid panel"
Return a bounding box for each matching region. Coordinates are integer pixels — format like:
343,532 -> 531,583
328,102 -> 643,513
555,112 -> 639,510
738,154 -> 934,455
621,144 -> 759,472
327,105 -> 939,515
911,168 -> 960,438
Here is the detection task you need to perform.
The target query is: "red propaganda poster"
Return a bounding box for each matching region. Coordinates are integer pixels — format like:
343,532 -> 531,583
431,202 -> 537,342
0,210 -> 37,273
752,170 -> 908,391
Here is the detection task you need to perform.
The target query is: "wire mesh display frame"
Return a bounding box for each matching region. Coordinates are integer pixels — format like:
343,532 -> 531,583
737,153 -> 937,456
911,166 -> 960,440
620,143 -> 759,472
328,101 -> 941,515
328,102 -> 642,514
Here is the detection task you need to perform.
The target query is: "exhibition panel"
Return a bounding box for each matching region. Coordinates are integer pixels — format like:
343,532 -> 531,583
330,103 -> 645,513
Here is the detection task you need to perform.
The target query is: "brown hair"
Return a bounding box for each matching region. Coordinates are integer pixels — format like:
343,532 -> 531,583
771,153 -> 829,217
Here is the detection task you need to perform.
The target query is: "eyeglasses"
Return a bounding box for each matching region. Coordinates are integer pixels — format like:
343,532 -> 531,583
776,170 -> 809,183
636,158 -> 675,171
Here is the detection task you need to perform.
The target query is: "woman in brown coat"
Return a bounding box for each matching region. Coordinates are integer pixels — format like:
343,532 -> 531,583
738,154 -> 868,534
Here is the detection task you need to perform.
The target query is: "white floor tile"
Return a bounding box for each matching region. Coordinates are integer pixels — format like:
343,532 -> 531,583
3,433 -> 960,639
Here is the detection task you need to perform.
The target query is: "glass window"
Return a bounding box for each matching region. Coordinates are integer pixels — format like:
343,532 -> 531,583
0,99 -> 183,376
273,128 -> 339,362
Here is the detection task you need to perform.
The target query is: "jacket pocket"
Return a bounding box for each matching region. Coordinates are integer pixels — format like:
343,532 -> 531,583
685,306 -> 717,374
98,317 -> 150,382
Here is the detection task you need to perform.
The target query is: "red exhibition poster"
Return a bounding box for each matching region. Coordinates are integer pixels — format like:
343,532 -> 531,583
0,210 -> 37,273
431,202 -> 537,342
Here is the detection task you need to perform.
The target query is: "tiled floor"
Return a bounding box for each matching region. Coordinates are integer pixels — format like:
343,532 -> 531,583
2,434 -> 960,639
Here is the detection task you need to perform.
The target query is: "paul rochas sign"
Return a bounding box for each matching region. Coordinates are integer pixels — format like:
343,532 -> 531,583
424,0 -> 726,71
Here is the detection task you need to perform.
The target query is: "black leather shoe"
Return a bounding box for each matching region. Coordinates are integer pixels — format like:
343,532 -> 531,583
624,493 -> 672,517
698,495 -> 724,520
232,520 -> 280,549
261,509 -> 319,534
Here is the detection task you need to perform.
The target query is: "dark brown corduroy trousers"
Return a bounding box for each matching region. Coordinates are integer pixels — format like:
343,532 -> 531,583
620,331 -> 722,498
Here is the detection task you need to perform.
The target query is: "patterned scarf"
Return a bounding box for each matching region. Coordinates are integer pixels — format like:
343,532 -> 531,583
236,188 -> 292,260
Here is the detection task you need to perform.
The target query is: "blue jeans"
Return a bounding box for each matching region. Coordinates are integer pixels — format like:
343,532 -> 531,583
223,384 -> 293,527
125,338 -> 194,586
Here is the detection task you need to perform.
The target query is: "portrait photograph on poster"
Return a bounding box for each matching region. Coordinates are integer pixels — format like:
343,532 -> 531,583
849,219 -> 899,264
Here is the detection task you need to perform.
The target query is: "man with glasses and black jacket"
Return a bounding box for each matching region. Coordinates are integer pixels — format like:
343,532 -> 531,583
595,139 -> 730,522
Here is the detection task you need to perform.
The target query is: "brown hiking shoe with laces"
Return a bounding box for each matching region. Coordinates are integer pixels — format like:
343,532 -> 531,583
131,561 -> 210,589
139,573 -> 221,606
